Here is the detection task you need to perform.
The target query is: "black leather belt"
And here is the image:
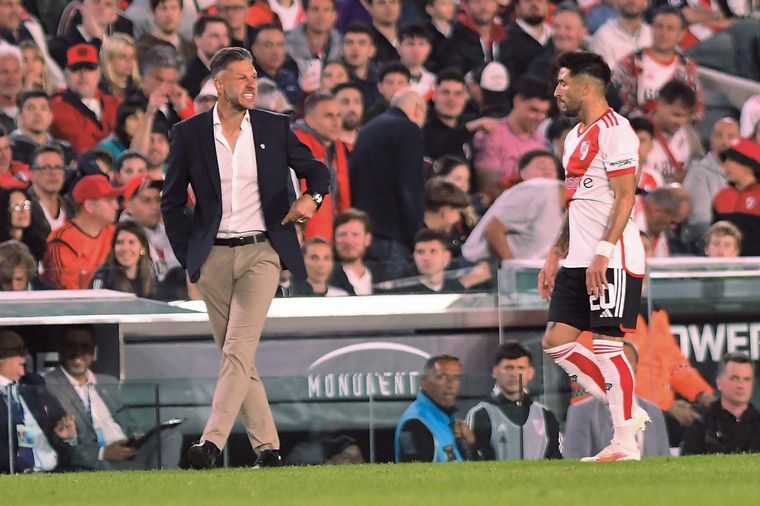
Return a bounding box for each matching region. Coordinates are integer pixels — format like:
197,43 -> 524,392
214,232 -> 268,247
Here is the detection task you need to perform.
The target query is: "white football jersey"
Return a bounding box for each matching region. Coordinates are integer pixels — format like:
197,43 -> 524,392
637,50 -> 678,114
644,126 -> 691,180
562,108 -> 645,276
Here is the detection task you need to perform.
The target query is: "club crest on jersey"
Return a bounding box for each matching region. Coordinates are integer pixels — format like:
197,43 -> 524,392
746,196 -> 757,209
579,141 -> 590,160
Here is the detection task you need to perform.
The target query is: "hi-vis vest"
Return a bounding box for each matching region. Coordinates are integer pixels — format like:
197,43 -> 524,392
466,400 -> 548,460
394,392 -> 463,463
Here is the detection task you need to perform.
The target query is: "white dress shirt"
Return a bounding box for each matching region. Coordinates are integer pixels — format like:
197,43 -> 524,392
0,374 -> 58,471
81,98 -> 102,120
61,368 -> 127,460
213,105 -> 267,237
344,266 -> 373,295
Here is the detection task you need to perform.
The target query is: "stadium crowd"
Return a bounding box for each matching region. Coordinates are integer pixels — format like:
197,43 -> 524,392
1,0 -> 760,472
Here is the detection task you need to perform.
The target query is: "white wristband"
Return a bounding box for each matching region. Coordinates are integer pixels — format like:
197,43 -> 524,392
595,241 -> 615,258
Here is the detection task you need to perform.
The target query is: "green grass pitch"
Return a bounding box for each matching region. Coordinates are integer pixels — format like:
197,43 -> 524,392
3,454 -> 759,506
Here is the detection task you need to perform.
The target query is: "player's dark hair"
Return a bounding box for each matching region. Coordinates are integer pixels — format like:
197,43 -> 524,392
556,50 -> 611,86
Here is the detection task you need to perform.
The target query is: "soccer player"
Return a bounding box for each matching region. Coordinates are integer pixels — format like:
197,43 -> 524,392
539,51 -> 649,462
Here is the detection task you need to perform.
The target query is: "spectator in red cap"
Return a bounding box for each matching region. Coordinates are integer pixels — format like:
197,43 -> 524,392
712,138 -> 760,256
42,174 -> 121,289
50,43 -> 120,155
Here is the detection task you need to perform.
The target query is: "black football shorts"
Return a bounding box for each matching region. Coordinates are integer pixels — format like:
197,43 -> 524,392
547,267 -> 643,337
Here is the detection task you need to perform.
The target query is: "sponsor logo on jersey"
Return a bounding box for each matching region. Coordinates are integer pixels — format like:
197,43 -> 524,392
609,158 -> 636,169
566,176 -> 593,190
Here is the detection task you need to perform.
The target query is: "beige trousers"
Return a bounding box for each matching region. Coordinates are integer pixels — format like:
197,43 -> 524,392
196,241 -> 282,452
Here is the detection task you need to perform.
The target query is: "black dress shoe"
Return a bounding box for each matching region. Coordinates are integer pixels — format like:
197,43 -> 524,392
187,440 -> 221,469
252,449 -> 283,469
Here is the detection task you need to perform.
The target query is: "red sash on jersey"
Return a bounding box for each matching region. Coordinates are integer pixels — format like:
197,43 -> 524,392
654,128 -> 684,174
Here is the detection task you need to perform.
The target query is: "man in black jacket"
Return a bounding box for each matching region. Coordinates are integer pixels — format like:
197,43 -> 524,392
180,16 -> 230,99
466,340 -> 562,460
350,89 -> 427,266
0,330 -> 76,473
440,0 -> 504,75
499,0 -> 551,86
681,352 -> 760,455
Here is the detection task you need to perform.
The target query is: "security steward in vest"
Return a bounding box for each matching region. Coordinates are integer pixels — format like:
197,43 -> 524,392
395,355 -> 478,462
466,341 -> 562,460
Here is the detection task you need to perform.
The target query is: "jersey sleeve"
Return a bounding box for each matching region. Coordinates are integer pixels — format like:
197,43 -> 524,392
599,123 -> 639,178
42,240 -> 80,290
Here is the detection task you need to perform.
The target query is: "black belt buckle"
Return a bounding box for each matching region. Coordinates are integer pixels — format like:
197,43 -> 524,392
229,236 -> 247,247
215,233 -> 267,247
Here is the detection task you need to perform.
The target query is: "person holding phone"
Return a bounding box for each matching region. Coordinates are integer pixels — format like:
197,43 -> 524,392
44,326 -> 183,471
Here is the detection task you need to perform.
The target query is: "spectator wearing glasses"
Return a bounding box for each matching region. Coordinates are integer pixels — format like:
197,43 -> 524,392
27,145 -> 74,238
0,187 -> 46,262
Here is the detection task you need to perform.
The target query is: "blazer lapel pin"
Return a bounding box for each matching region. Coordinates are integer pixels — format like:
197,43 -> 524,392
260,143 -> 265,149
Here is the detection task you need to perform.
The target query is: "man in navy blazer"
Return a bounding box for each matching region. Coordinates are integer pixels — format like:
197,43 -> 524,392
161,47 -> 330,469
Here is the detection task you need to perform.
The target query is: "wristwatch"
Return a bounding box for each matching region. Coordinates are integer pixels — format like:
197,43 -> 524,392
308,192 -> 324,210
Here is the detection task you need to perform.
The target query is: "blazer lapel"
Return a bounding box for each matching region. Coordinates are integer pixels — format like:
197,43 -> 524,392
250,109 -> 271,194
199,110 -> 222,201
49,369 -> 90,428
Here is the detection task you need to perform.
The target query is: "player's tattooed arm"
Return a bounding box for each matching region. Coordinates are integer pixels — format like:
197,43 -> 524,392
551,212 -> 570,259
